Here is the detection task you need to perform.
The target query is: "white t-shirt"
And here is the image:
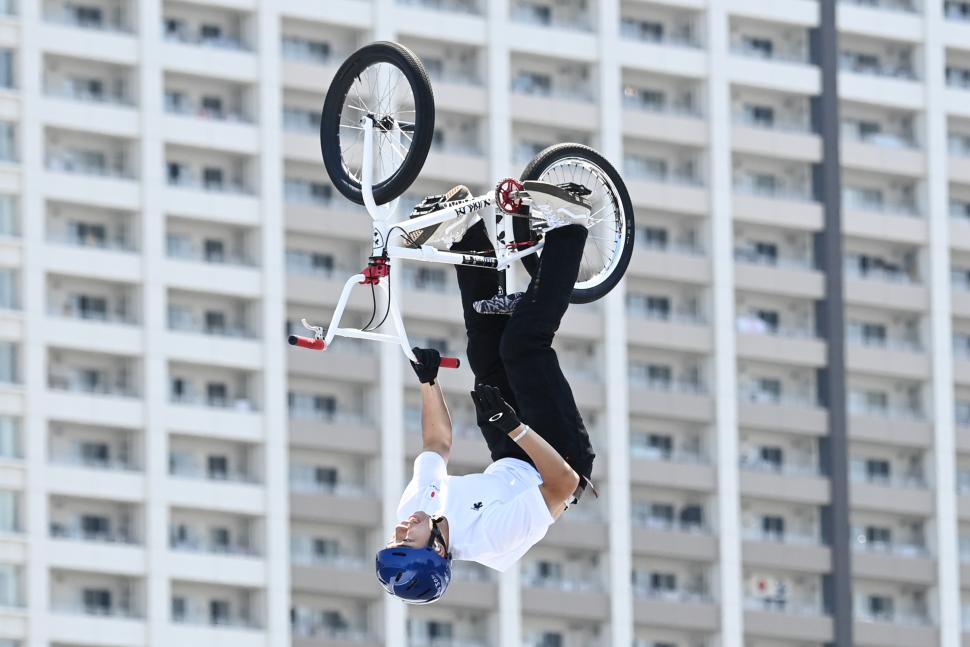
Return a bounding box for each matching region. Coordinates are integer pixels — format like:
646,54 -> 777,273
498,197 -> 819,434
395,451 -> 555,572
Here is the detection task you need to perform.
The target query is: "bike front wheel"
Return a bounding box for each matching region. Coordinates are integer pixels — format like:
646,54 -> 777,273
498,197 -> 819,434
515,144 -> 636,304
320,41 -> 435,206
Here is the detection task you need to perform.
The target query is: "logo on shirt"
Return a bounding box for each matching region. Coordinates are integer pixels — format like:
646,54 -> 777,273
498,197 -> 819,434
427,484 -> 439,499
472,501 -> 483,511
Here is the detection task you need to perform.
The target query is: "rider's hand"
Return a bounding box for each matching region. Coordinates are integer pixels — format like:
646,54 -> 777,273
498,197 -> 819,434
470,384 -> 521,435
410,347 -> 441,385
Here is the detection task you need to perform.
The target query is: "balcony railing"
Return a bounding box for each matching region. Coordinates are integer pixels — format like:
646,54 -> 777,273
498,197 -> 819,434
744,596 -> 825,616
843,192 -> 920,217
843,128 -> 917,150
619,20 -> 699,48
289,478 -> 373,497
632,584 -> 711,603
48,376 -> 138,398
166,100 -> 251,124
631,444 -> 707,464
167,175 -> 253,196
849,465 -> 927,488
742,526 -> 821,546
855,608 -> 931,626
631,514 -> 709,535
521,574 -> 604,593
634,235 -> 705,257
50,304 -> 137,326
733,178 -> 814,202
736,316 -> 816,339
170,537 -> 259,557
397,0 -> 483,15
628,373 -> 706,395
624,157 -> 702,186
841,54 -> 917,80
163,28 -> 249,52
284,181 -> 334,207
430,139 -> 485,157
840,0 -> 917,12
291,620 -> 376,642
734,248 -> 815,271
852,535 -> 928,557
950,136 -> 970,158
172,611 -> 260,629
622,93 -> 701,118
510,5 -> 592,31
46,153 -> 134,180
49,523 -> 137,545
288,405 -> 369,425
737,387 -> 818,409
731,42 -> 809,65
846,329 -> 922,352
734,112 -> 812,134
510,78 -> 594,102
169,462 -> 259,484
847,401 -> 925,422
48,231 -> 136,252
45,82 -> 134,107
52,603 -> 142,619
50,450 -> 138,472
170,392 -> 258,412
290,552 -> 367,569
627,304 -> 706,325
44,8 -> 132,33
166,242 -> 256,267
739,456 -> 821,477
947,67 -> 970,90
168,318 -> 256,340
427,68 -> 484,87
844,263 -> 917,285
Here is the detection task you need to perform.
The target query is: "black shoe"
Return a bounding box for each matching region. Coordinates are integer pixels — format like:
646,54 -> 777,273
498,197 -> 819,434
472,291 -> 524,315
403,185 -> 471,248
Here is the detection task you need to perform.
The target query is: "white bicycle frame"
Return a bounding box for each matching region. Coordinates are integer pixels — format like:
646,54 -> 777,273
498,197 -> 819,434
298,118 -> 543,363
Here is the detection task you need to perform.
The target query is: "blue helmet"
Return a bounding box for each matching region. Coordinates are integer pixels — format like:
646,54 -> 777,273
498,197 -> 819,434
375,546 -> 452,604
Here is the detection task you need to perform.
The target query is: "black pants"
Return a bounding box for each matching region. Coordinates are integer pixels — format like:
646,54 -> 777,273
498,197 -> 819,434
452,222 -> 596,484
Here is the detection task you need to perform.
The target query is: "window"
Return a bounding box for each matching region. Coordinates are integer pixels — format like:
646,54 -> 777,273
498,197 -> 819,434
0,50 -> 13,89
209,599 -> 230,625
650,572 -> 677,592
868,594 -> 894,619
206,382 -> 228,407
204,239 -> 225,262
538,632 -> 562,647
641,226 -> 668,249
512,71 -> 552,96
80,441 -> 110,466
81,514 -> 110,538
759,446 -> 784,470
865,525 -> 891,546
0,417 -> 18,459
427,621 -> 453,639
202,167 -> 224,189
69,221 -> 107,247
744,104 -> 774,127
210,527 -> 230,549
647,433 -> 673,458
646,295 -> 670,319
77,295 -> 108,320
201,96 -> 223,118
650,503 -> 675,524
680,504 -> 704,527
166,161 -> 184,184
171,596 -> 186,621
207,455 -> 228,479
312,538 -> 339,557
742,36 -> 774,58
72,5 -> 103,27
755,309 -> 779,332
204,311 -> 226,334
754,378 -> 782,402
866,458 -> 891,483
171,377 -> 187,400
314,466 -> 338,488
646,364 -> 672,387
762,515 -> 785,538
82,588 -> 112,614
752,241 -> 778,264
200,24 -> 223,41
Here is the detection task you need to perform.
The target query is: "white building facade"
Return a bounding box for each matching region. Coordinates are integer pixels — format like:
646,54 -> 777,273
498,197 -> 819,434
0,0 -> 968,647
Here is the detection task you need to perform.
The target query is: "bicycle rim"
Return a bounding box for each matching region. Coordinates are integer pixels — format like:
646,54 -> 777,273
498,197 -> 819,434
537,158 -> 625,291
337,62 -> 417,187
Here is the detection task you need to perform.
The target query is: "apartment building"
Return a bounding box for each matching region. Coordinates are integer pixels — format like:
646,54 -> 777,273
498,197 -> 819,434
0,0 -> 968,646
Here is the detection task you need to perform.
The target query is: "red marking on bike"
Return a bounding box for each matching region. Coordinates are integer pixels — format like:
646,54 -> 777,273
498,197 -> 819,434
506,240 -> 537,250
360,255 -> 390,285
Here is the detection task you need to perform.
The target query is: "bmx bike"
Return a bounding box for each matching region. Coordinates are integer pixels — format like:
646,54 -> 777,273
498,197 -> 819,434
289,42 -> 636,366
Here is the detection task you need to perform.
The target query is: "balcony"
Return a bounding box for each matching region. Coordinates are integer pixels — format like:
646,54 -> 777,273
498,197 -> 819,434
947,1 -> 970,22
843,189 -> 919,218
847,327 -> 921,353
49,522 -> 137,547
46,151 -> 134,181
167,173 -> 252,197
510,3 -> 592,32
45,80 -> 134,109
170,535 -> 258,558
49,448 -> 137,473
734,177 -> 814,203
162,23 -> 249,53
744,596 -> 826,617
851,532 -> 928,559
948,65 -> 970,91
397,0 -> 483,15
172,609 -> 259,630
619,18 -> 698,49
624,155 -> 702,187
841,51 -> 917,81
165,95 -> 251,125
169,462 -> 258,486
849,463 -> 927,490
44,3 -> 133,34
731,39 -> 809,66
840,0 -> 917,12
742,526 -> 821,547
166,236 -> 256,269
48,374 -> 137,399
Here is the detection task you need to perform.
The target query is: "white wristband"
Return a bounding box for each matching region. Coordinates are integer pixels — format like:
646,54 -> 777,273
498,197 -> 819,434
511,425 -> 531,443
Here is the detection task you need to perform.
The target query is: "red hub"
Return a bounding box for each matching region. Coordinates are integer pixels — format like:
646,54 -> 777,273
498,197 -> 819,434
495,178 -> 524,214
360,255 -> 390,285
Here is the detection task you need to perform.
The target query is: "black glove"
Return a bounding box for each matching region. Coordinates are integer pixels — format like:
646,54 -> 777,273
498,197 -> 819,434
410,347 -> 441,385
470,384 -> 521,435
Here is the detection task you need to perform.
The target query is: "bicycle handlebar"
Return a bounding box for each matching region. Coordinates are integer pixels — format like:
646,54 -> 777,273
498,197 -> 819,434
288,335 -> 325,350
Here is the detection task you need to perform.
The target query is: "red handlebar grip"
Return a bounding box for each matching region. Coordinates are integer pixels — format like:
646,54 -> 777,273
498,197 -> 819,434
288,335 -> 325,351
440,357 -> 460,369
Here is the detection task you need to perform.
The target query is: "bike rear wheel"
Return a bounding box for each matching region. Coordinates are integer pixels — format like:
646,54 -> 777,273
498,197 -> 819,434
321,41 -> 435,206
515,144 -> 635,304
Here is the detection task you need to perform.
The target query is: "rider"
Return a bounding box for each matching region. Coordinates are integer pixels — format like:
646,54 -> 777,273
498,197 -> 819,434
375,183 -> 598,604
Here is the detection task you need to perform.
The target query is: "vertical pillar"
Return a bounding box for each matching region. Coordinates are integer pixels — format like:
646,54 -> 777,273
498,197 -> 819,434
706,1 -> 741,645
256,4 -> 291,646
924,1 -> 960,644
597,1 -> 633,646
814,2 -> 852,646
19,1 -> 49,644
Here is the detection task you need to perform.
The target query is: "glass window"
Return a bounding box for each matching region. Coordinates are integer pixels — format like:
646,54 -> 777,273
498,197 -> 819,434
0,51 -> 12,89
0,342 -> 16,384
0,123 -> 14,162
0,417 -> 18,459
0,490 -> 19,532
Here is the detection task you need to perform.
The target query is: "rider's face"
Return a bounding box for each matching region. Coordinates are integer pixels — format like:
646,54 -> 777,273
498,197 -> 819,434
386,511 -> 446,557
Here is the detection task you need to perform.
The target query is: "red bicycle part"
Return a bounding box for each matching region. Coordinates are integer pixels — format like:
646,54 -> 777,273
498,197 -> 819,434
288,335 -> 325,350
440,357 -> 461,369
495,178 -> 523,214
360,255 -> 390,285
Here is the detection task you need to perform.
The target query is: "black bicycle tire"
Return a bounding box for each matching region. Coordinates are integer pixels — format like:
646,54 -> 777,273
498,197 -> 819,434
321,42 -> 435,206
516,144 -> 636,304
